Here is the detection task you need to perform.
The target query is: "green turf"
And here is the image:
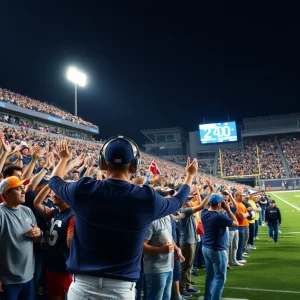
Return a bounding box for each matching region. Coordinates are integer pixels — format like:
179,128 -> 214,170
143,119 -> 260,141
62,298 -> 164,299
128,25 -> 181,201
190,191 -> 300,300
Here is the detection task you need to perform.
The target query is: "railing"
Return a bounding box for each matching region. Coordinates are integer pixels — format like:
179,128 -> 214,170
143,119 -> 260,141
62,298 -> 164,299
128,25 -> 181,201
0,100 -> 99,134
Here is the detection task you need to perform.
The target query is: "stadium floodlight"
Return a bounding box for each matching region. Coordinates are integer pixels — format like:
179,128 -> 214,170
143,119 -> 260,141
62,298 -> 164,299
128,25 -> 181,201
66,67 -> 87,116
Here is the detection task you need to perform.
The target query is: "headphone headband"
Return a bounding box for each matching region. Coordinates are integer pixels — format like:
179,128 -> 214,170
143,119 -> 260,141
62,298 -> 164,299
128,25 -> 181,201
98,136 -> 140,173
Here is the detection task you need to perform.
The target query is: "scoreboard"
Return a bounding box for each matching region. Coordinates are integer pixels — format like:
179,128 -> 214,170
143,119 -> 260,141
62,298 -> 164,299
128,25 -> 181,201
199,121 -> 238,144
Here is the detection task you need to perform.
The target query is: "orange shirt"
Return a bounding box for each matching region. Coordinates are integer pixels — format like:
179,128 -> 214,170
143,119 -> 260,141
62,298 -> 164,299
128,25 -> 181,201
236,202 -> 249,227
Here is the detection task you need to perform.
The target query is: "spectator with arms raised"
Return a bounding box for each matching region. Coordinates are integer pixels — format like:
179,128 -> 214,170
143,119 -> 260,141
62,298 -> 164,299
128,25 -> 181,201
49,138 -> 198,300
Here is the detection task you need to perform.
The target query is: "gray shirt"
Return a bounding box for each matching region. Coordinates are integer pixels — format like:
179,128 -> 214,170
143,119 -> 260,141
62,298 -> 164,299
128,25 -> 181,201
143,215 -> 174,274
0,203 -> 37,284
179,207 -> 197,245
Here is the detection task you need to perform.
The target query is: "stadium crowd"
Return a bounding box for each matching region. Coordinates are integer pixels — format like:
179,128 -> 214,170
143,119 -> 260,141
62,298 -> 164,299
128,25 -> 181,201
0,119 -> 283,300
0,88 -> 286,300
219,140 -> 287,179
0,87 -> 98,128
219,145 -> 259,177
280,135 -> 300,177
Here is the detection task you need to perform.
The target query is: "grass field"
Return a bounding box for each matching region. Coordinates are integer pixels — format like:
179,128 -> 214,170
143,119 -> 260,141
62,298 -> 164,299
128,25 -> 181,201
190,190 -> 300,300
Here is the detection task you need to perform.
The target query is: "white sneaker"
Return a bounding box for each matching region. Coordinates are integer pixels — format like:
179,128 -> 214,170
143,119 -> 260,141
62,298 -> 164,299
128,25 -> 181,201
242,253 -> 249,257
262,223 -> 266,226
248,245 -> 256,250
278,230 -> 281,234
255,237 -> 259,240
232,261 -> 244,266
237,259 -> 247,263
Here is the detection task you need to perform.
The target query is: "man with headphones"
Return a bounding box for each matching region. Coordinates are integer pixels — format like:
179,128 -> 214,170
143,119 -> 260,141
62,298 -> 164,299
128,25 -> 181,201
49,137 -> 198,300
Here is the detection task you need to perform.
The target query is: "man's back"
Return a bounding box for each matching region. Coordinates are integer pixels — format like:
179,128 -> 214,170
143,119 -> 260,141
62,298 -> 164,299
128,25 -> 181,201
201,208 -> 232,251
50,176 -> 190,281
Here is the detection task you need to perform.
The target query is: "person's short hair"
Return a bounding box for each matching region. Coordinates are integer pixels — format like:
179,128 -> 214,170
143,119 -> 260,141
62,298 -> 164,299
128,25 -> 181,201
3,165 -> 23,178
106,162 -> 131,172
234,191 -> 243,198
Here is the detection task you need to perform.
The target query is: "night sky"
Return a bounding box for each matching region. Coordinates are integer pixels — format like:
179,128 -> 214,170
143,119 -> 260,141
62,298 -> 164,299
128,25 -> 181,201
1,1 -> 300,143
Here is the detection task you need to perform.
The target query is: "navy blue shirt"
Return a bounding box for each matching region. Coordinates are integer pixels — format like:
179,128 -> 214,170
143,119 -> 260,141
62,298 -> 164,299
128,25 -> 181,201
46,207 -> 75,274
49,176 -> 190,281
201,209 -> 233,251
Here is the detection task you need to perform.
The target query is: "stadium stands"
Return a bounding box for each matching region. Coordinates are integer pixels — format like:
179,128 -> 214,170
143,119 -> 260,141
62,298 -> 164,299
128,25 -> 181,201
218,138 -> 288,179
279,135 -> 300,177
0,87 -> 98,128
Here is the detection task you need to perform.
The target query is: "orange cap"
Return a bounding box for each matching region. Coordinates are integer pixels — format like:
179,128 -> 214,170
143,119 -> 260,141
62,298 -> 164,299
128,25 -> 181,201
0,176 -> 30,194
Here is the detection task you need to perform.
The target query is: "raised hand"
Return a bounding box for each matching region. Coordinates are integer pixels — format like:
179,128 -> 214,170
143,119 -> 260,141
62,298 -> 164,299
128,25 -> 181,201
72,153 -> 85,167
47,152 -> 55,169
206,180 -> 214,192
57,140 -> 72,161
133,175 -> 145,185
0,132 -> 11,153
185,157 -> 198,176
31,145 -> 42,161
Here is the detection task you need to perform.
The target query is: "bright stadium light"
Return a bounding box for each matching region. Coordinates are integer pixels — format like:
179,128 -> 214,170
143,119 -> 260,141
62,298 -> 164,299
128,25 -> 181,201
66,67 -> 87,116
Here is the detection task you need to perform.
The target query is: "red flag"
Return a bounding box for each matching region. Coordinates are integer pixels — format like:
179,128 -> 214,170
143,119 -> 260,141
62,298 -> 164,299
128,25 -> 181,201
149,160 -> 161,175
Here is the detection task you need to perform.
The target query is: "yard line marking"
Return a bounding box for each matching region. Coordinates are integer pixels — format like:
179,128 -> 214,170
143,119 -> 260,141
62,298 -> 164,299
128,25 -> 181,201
270,190 -> 300,193
258,232 -> 300,234
270,193 -> 300,211
194,285 -> 300,294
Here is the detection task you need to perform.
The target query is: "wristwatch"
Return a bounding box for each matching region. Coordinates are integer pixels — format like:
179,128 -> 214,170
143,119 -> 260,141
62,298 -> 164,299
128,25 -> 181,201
43,167 -> 49,172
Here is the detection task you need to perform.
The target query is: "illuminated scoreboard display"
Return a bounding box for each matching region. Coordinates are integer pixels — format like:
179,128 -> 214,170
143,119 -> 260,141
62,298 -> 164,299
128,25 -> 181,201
199,121 -> 238,144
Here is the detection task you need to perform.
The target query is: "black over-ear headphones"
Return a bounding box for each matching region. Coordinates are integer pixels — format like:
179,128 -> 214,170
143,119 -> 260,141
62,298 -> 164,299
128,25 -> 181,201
98,136 -> 141,173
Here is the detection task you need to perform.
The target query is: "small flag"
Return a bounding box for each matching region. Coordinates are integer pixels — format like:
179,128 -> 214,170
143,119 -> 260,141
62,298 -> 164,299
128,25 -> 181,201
149,160 -> 161,175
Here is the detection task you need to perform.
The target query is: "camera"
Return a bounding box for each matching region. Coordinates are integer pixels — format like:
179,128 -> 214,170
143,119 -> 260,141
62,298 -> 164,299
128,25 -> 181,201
221,201 -> 226,209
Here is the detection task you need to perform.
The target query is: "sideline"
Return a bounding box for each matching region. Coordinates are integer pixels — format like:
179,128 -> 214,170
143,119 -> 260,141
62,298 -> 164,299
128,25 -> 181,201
194,285 -> 300,294
270,193 -> 300,211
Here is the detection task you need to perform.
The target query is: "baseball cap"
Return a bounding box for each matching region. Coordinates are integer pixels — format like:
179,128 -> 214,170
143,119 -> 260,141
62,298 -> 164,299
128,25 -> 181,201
248,189 -> 257,194
0,176 -> 30,194
208,194 -> 226,206
104,138 -> 135,164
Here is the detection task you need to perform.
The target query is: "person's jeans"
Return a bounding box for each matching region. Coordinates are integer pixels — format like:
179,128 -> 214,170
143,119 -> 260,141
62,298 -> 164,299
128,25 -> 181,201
268,223 -> 279,242
237,226 -> 247,260
202,246 -> 227,300
197,238 -> 206,267
254,220 -> 259,238
0,278 -> 34,300
144,271 -> 173,300
248,223 -> 255,246
258,211 -> 262,226
67,274 -> 136,300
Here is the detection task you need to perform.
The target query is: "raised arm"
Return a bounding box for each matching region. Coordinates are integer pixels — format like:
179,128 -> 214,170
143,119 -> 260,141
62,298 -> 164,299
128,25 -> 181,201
153,157 -> 198,220
191,180 -> 213,214
33,184 -> 52,219
0,132 -> 11,172
26,153 -> 54,192
22,146 -> 42,180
